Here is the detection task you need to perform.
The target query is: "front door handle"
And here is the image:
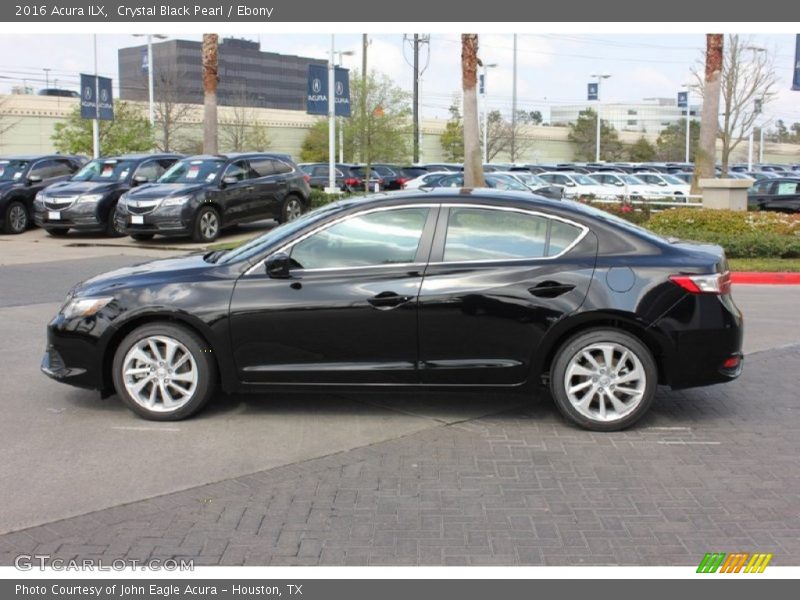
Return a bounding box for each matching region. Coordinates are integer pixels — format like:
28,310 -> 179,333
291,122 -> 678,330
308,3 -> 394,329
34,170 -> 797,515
528,281 -> 575,298
368,291 -> 412,310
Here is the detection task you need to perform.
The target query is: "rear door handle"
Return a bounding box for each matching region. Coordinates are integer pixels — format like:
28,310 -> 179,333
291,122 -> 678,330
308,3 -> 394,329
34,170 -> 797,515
368,291 -> 412,310
528,281 -> 575,298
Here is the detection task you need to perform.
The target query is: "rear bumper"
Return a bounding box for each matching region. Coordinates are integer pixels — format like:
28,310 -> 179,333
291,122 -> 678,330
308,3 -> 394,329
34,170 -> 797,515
654,293 -> 744,389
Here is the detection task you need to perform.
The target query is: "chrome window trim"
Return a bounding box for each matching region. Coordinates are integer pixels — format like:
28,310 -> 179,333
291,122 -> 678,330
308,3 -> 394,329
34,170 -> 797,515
243,201 -> 590,276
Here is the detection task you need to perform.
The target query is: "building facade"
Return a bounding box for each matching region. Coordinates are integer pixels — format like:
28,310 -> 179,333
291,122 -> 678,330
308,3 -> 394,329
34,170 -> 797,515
118,37 -> 326,111
550,97 -> 700,135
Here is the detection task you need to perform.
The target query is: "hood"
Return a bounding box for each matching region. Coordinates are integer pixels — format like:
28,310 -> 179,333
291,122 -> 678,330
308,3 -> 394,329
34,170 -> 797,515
75,254 -> 214,297
43,180 -> 122,197
126,182 -> 206,201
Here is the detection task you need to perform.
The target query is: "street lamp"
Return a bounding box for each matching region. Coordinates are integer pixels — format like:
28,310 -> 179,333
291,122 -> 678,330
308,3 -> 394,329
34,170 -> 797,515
681,83 -> 691,163
481,62 -> 498,164
745,46 -> 766,170
334,50 -> 355,164
43,68 -> 51,90
590,73 -> 611,162
133,34 -> 168,128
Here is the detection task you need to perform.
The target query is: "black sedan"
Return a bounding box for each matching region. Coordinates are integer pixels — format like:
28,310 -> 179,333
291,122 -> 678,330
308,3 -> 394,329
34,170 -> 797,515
42,189 -> 743,431
747,177 -> 800,212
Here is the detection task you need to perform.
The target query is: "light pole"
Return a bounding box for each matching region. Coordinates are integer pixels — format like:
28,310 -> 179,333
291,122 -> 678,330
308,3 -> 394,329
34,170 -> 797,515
482,62 -> 498,164
133,34 -> 168,128
333,49 -> 355,164
681,84 -> 691,163
43,68 -> 51,90
591,73 -> 611,162
745,46 -> 766,171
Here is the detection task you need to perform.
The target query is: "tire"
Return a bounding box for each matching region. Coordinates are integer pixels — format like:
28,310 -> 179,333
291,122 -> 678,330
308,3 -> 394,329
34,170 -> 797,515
130,233 -> 155,242
45,228 -> 70,237
549,328 -> 657,431
3,201 -> 28,234
112,323 -> 217,421
192,205 -> 221,242
278,195 -> 304,224
105,201 -> 126,237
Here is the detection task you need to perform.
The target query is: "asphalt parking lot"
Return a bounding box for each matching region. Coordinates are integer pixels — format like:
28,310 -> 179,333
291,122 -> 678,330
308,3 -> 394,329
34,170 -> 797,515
0,238 -> 799,566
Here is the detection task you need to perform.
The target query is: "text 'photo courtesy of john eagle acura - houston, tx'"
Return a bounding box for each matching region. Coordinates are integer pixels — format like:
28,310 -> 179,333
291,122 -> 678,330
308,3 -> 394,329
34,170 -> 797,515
41,188 -> 743,431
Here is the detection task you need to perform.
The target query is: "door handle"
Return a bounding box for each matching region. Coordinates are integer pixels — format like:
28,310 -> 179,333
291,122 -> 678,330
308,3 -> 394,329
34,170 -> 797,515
528,281 -> 575,298
368,291 -> 412,310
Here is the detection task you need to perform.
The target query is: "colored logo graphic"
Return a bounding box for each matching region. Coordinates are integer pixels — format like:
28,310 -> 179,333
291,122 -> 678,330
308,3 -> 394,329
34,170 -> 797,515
697,552 -> 773,573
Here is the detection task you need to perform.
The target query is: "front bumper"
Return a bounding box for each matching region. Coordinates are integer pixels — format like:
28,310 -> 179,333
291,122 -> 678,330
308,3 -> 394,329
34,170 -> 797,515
41,317 -> 109,391
115,205 -> 193,237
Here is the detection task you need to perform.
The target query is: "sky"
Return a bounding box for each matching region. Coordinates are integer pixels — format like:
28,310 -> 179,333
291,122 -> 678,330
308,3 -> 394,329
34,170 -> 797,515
0,32 -> 798,126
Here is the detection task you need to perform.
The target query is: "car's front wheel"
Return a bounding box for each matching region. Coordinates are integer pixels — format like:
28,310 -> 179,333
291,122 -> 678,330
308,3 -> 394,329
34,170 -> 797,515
549,328 -> 657,431
192,205 -> 221,242
112,323 -> 217,421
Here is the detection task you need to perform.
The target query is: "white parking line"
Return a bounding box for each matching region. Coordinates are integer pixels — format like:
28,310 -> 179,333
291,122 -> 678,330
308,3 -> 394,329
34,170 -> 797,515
644,426 -> 692,431
657,440 -> 721,445
111,426 -> 181,432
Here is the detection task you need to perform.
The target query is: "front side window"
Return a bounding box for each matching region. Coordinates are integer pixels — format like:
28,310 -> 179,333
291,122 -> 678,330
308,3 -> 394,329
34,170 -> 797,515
290,207 -> 430,270
133,161 -> 166,183
223,160 -> 251,182
442,208 -> 584,262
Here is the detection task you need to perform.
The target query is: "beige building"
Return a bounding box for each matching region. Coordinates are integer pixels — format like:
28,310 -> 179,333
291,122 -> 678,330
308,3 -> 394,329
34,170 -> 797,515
1,94 -> 797,165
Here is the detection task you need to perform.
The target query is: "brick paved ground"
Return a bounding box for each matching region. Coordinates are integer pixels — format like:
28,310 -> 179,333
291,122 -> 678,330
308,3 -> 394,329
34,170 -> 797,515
1,345 -> 798,567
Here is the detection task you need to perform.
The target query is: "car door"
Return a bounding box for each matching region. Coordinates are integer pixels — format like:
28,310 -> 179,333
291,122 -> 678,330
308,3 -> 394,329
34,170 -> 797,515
763,180 -> 800,213
228,204 -> 439,384
417,204 -> 598,386
748,179 -> 776,209
217,159 -> 256,224
246,157 -> 282,220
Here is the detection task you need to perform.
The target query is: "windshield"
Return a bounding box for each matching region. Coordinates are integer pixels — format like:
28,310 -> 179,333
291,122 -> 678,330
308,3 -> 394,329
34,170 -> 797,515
0,160 -> 30,181
573,175 -> 597,185
159,159 -> 224,184
486,174 -> 528,191
662,174 -> 684,185
71,159 -> 137,182
622,175 -> 646,185
218,201 -> 349,265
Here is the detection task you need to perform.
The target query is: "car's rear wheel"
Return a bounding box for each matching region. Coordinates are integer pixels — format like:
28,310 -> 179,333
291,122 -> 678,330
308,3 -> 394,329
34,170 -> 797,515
278,195 -> 304,223
3,201 -> 28,234
550,328 -> 657,431
112,323 -> 216,421
192,206 -> 220,242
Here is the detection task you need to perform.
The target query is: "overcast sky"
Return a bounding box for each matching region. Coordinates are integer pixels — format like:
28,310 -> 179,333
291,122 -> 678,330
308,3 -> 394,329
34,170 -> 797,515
1,33 -> 798,125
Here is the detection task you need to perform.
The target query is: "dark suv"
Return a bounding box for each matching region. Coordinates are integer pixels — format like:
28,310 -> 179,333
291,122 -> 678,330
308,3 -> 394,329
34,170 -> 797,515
0,155 -> 84,234
748,177 -> 800,212
34,154 -> 181,237
116,153 -> 311,243
299,163 -> 366,193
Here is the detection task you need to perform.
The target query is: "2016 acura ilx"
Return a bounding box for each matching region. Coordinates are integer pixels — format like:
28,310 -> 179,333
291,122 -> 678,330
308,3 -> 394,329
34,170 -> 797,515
41,189 -> 743,431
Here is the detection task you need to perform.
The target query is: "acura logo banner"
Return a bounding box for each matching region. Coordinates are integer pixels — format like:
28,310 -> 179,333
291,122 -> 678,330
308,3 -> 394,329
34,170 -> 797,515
306,64 -> 351,117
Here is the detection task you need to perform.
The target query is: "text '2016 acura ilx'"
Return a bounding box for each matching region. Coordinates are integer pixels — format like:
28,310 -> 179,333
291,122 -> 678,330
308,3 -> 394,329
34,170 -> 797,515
42,189 -> 743,431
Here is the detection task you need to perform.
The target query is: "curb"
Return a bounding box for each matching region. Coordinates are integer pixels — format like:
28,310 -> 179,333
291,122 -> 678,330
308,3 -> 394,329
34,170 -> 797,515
731,272 -> 800,285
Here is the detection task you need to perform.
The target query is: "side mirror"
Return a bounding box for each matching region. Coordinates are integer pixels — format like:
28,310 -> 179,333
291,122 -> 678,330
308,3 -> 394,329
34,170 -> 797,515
265,253 -> 292,279
132,175 -> 149,186
27,175 -> 43,185
221,176 -> 238,187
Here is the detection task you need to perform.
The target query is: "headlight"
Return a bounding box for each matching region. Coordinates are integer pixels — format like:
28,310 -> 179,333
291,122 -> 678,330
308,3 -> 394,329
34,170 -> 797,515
60,296 -> 114,320
76,194 -> 105,204
34,192 -> 45,207
160,195 -> 191,207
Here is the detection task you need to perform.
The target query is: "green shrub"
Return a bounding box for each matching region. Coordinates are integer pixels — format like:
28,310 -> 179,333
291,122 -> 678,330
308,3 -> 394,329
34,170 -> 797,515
648,208 -> 800,237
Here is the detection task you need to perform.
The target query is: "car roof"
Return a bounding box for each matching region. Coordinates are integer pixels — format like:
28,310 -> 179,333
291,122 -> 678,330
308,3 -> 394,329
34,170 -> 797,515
183,153 -> 288,161
95,153 -> 181,161
0,154 -> 81,161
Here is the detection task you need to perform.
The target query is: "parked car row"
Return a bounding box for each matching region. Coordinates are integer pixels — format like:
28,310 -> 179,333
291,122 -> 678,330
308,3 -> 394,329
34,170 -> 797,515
3,152 -> 312,242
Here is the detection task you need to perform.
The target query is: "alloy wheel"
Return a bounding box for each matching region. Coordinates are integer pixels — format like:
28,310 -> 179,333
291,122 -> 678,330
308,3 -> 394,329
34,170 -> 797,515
199,210 -> 219,240
8,204 -> 27,232
121,335 -> 198,412
284,198 -> 302,221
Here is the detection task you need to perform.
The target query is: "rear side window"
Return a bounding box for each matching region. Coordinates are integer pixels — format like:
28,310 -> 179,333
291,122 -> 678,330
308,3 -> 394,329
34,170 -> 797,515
775,181 -> 800,196
271,159 -> 293,175
443,208 -> 583,262
249,158 -> 275,178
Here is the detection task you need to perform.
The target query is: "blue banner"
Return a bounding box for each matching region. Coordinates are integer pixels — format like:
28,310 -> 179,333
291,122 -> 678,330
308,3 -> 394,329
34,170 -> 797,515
677,91 -> 688,108
80,74 -> 114,121
306,64 -> 351,117
587,82 -> 598,101
141,48 -> 149,74
793,34 -> 800,91
479,73 -> 485,95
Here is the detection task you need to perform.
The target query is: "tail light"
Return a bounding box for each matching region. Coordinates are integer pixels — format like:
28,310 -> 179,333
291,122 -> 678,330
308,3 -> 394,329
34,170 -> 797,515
344,177 -> 361,187
669,272 -> 731,295
397,177 -> 409,188
303,174 -> 311,184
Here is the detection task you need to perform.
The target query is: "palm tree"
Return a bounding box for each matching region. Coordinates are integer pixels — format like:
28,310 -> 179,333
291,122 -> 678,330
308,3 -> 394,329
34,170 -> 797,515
461,34 -> 484,187
693,34 -> 723,193
202,33 -> 219,154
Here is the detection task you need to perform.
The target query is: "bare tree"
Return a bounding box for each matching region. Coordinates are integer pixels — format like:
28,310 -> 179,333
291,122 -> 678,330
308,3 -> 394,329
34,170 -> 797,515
152,66 -> 194,152
202,33 -> 219,154
484,109 -> 537,162
693,34 -> 724,193
694,34 -> 778,175
220,86 -> 271,152
461,34 -> 484,187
